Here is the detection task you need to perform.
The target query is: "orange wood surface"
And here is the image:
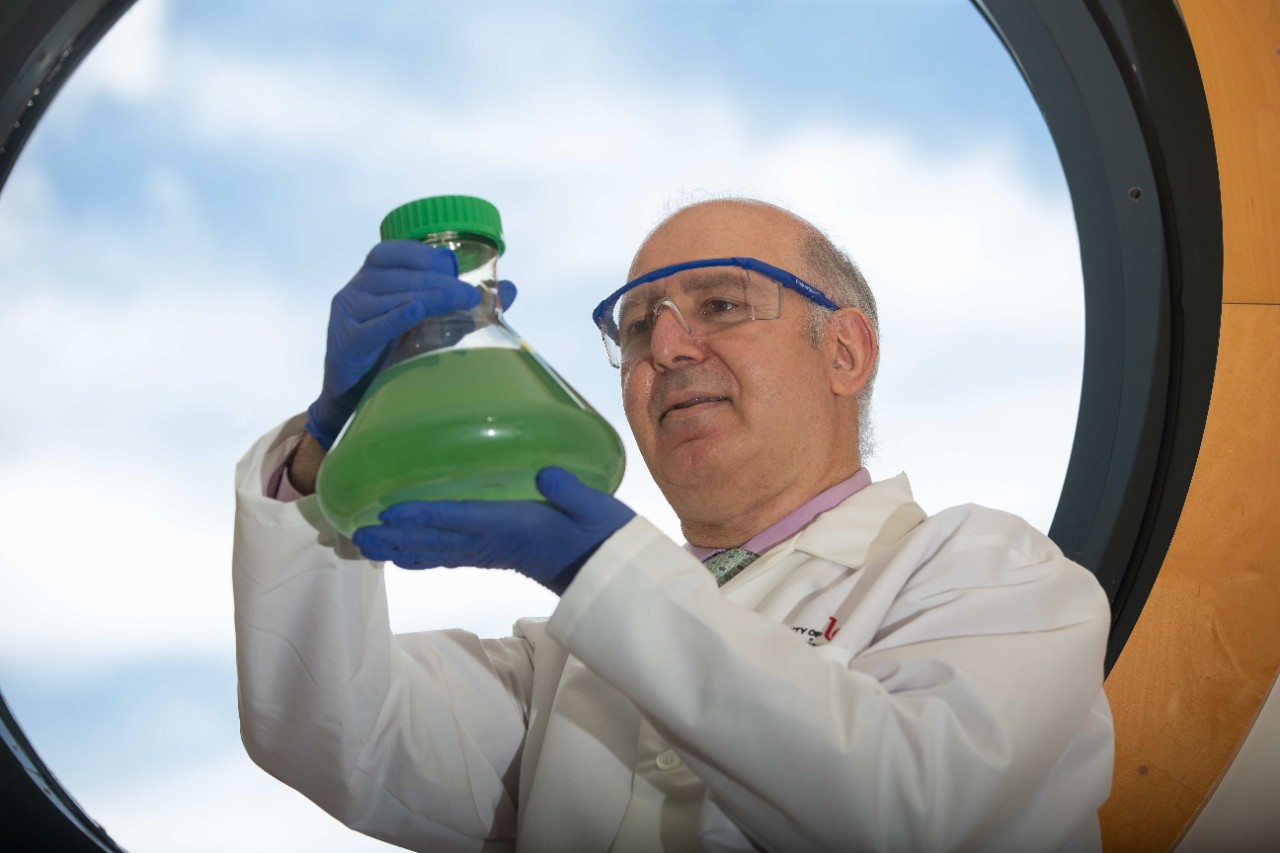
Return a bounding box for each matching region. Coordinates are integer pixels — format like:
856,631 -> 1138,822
1180,0 -> 1280,304
1100,2 -> 1280,849
1102,306 -> 1280,850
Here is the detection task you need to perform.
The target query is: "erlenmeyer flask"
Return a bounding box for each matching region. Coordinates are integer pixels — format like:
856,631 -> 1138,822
316,195 -> 625,538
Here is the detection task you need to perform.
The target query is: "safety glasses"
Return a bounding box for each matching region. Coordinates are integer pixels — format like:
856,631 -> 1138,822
593,257 -> 839,368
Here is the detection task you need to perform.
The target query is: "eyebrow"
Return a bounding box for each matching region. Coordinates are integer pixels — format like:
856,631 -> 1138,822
678,269 -> 745,291
616,269 -> 744,314
616,290 -> 651,318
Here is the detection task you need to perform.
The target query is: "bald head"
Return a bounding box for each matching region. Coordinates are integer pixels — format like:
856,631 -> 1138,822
630,199 -> 822,283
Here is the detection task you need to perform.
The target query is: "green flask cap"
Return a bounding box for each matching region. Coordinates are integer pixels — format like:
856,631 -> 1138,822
379,195 -> 505,255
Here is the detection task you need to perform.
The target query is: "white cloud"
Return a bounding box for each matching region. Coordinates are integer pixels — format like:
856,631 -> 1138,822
0,459 -> 232,678
142,163 -> 198,221
102,18 -> 1079,334
84,751 -> 392,852
0,278 -> 321,450
57,0 -> 171,110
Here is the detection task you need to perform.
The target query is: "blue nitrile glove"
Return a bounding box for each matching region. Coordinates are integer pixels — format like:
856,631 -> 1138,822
305,240 -> 518,449
351,467 -> 636,595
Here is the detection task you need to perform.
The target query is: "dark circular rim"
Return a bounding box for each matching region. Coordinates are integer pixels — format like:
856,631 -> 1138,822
0,0 -> 1221,846
973,0 -> 1220,671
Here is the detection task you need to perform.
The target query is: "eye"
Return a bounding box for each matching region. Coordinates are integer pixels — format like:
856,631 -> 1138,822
621,315 -> 653,342
698,296 -> 749,321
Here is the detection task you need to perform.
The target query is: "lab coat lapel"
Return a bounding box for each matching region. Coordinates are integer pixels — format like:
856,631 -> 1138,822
518,655 -> 641,852
787,473 -> 928,651
792,474 -> 925,568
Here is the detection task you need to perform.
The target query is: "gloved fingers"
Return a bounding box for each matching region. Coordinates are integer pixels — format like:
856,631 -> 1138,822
338,280 -> 479,336
534,467 -> 636,546
375,499 -> 539,533
352,299 -> 428,351
364,240 -> 459,275
352,524 -> 491,569
417,275 -> 483,315
348,267 -> 483,309
337,287 -> 425,325
350,278 -> 480,336
498,280 -> 518,311
535,467 -> 598,519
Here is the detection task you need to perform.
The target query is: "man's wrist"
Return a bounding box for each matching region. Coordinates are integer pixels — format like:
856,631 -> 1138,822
286,430 -> 326,496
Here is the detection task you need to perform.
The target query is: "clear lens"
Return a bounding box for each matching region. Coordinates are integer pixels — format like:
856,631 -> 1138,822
600,329 -> 623,368
600,267 -> 781,367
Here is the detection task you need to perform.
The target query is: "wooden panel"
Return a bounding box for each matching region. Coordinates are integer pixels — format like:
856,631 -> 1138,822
1100,4 -> 1280,848
1101,304 -> 1280,850
1179,0 -> 1280,305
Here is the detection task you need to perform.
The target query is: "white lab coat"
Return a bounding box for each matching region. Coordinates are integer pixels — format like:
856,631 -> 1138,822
234,415 -> 1113,852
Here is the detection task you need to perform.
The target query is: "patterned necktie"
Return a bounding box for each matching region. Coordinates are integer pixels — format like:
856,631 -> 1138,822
702,548 -> 760,587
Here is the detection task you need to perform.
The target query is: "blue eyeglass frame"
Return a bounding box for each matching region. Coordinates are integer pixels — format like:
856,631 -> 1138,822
592,257 -> 840,342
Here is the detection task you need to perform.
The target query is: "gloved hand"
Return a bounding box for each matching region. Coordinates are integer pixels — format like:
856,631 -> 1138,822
351,467 -> 636,595
305,240 -> 517,449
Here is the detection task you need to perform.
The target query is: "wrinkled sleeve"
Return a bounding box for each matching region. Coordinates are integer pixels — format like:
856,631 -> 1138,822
233,416 -> 534,853
548,511 -> 1113,853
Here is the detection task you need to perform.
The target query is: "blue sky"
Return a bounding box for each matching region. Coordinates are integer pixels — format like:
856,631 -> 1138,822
0,1 -> 1081,849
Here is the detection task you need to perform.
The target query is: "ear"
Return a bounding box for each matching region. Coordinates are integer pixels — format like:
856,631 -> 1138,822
826,308 -> 877,398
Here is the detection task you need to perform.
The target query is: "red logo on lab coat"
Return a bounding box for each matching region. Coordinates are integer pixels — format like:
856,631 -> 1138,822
792,617 -> 842,646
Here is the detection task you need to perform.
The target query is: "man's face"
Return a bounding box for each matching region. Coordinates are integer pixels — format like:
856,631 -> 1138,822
620,202 -> 841,508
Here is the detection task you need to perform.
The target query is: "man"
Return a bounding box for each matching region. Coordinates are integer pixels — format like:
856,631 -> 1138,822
233,199 -> 1114,852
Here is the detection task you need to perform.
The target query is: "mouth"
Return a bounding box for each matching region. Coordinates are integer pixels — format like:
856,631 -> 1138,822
661,395 -> 730,421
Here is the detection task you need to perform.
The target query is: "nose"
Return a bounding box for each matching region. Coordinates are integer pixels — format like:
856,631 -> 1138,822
649,299 -> 706,370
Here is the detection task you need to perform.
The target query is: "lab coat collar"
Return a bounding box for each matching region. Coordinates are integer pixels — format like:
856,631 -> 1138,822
786,473 -> 926,568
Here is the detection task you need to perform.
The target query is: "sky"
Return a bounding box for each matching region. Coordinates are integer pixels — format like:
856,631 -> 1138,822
0,1 -> 1083,849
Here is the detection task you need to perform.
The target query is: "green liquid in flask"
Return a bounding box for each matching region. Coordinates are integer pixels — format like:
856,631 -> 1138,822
316,346 -> 626,537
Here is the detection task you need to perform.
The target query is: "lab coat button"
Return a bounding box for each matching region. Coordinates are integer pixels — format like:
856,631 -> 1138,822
656,749 -> 682,771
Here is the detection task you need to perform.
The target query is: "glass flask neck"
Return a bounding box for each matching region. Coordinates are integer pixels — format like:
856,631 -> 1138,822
382,233 -> 511,370
421,232 -> 500,288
